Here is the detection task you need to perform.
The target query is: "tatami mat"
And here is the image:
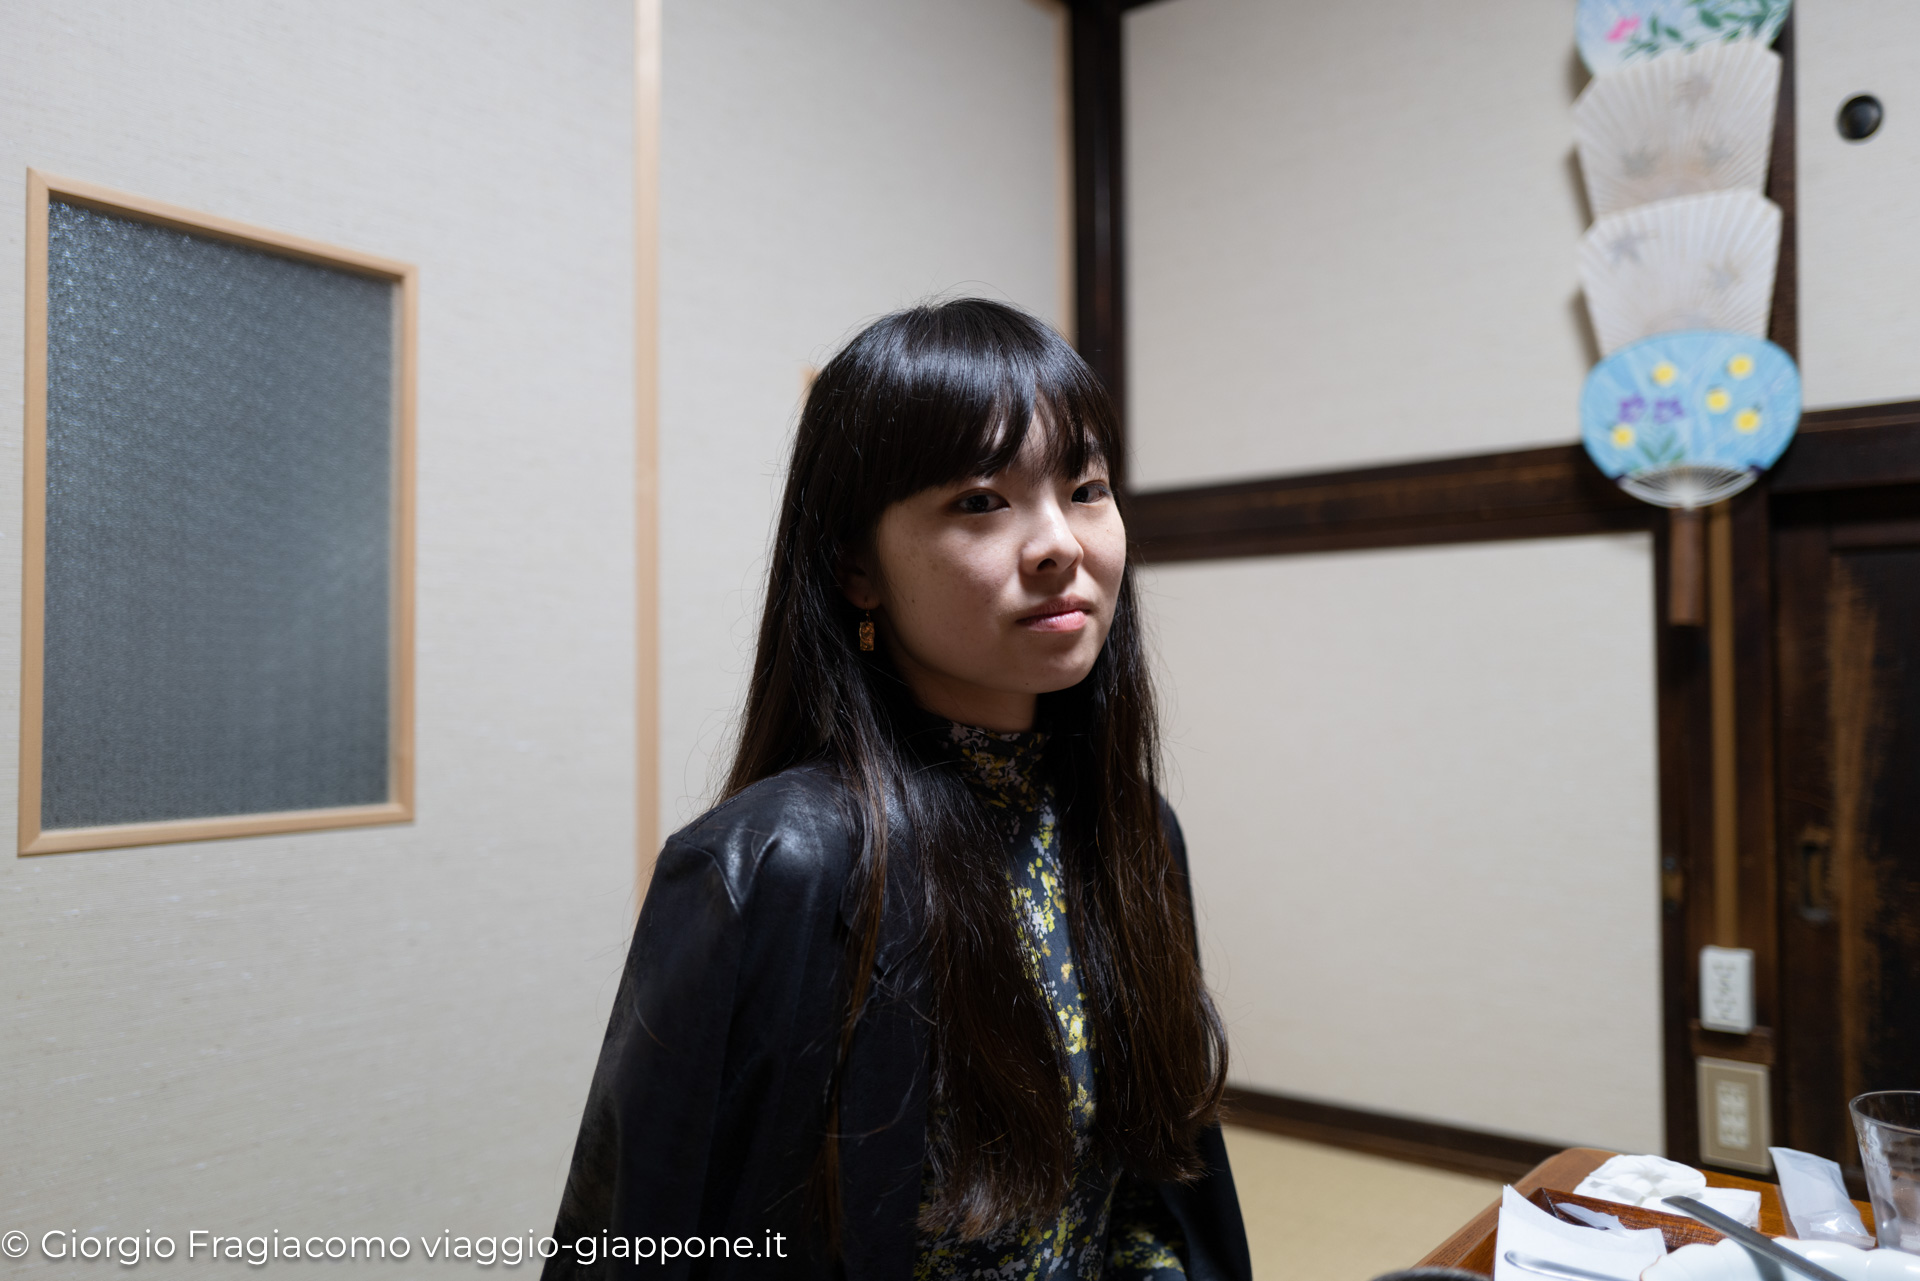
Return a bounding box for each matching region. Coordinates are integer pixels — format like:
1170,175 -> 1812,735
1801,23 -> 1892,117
1222,1125 -> 1501,1281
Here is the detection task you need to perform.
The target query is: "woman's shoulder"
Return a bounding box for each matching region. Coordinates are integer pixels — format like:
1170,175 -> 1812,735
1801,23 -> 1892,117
661,763 -> 861,913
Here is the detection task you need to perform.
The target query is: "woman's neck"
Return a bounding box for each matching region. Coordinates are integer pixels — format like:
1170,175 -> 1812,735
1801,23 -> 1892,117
942,719 -> 1048,816
890,647 -> 1037,732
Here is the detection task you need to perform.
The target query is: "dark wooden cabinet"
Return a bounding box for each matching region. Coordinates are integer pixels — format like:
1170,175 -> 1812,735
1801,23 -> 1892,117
1772,470 -> 1920,1177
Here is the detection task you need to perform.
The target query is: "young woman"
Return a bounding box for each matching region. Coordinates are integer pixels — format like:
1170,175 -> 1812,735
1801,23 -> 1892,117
544,300 -> 1249,1280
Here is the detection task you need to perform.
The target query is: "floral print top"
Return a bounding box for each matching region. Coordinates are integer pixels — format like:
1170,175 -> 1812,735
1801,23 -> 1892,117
911,722 -> 1186,1281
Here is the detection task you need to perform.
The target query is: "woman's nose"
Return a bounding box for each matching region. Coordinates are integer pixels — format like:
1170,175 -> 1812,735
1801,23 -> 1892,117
1025,499 -> 1082,576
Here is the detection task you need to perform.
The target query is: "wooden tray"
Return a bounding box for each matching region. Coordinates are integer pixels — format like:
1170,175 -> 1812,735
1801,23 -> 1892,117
1417,1148 -> 1790,1276
1529,1187 -> 1727,1250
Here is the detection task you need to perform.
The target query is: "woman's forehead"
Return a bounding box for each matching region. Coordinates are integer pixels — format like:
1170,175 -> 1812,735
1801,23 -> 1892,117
966,414 -> 1103,480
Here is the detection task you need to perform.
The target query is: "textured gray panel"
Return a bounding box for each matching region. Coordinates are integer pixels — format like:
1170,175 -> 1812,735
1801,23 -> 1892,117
42,201 -> 396,830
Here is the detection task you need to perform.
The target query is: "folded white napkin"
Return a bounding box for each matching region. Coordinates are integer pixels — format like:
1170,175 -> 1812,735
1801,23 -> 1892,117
1571,1153 -> 1762,1229
1495,1185 -> 1668,1281
1575,1154 -> 1709,1209
1690,1187 -> 1763,1230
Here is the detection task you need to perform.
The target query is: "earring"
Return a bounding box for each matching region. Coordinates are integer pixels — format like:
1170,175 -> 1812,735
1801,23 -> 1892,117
858,612 -> 875,652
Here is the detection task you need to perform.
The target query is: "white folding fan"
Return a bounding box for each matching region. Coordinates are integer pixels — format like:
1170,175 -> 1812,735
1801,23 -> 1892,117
1579,189 -> 1781,355
1574,40 -> 1781,218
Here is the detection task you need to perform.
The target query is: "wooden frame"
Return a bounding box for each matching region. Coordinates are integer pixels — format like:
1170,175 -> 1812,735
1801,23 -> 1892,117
19,170 -> 417,855
1128,444 -> 1652,562
635,0 -> 663,885
1070,0 -> 1130,479
1660,11 -> 1801,1165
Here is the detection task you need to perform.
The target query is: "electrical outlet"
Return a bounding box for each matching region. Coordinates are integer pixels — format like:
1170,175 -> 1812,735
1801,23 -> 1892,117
1698,1057 -> 1771,1172
1701,946 -> 1755,1033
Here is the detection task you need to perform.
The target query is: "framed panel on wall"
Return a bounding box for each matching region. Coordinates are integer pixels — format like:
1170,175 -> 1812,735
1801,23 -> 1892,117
20,171 -> 417,855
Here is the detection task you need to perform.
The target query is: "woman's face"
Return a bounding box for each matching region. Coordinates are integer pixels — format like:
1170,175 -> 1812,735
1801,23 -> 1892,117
843,424 -> 1125,732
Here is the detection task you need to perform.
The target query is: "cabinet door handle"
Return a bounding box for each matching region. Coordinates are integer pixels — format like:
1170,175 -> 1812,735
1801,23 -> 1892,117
1799,826 -> 1833,924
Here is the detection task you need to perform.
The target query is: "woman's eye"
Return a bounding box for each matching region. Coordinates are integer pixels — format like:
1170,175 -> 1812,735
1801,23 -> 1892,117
956,492 -> 1004,514
1072,481 -> 1112,504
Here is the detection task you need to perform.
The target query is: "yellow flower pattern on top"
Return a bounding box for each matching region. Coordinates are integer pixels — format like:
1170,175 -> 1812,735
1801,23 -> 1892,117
912,723 -> 1187,1281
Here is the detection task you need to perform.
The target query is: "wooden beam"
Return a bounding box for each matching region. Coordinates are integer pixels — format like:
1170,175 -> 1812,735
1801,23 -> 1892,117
1118,407 -> 1920,563
1767,11 -> 1797,359
635,0 -> 663,888
1070,0 -> 1128,481
1126,444 -> 1650,562
1773,402 -> 1920,492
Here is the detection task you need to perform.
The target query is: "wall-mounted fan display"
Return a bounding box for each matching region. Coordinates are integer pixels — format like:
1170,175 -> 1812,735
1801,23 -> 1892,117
1573,40 -> 1779,217
1567,0 -> 1794,624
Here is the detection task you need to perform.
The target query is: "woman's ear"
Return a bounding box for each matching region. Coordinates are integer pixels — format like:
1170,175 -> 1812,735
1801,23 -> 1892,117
838,554 -> 882,612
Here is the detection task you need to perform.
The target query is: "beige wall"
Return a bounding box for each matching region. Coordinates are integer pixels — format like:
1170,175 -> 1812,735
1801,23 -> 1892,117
1149,538 -> 1663,1151
0,0 -> 636,1255
657,0 -> 1071,827
1796,0 -> 1920,409
1124,0 -> 1666,1150
1125,0 -> 1595,487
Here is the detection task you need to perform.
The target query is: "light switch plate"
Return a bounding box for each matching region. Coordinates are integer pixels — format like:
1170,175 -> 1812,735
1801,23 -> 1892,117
1701,945 -> 1755,1033
1698,1056 -> 1771,1173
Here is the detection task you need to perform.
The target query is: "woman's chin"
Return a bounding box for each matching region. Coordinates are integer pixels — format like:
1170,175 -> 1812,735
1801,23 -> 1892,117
1023,655 -> 1103,695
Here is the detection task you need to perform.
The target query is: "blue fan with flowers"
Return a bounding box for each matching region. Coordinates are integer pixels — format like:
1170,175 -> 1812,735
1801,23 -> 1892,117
1581,330 -> 1800,509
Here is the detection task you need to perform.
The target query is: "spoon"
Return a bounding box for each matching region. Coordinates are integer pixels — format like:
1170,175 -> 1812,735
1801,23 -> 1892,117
1661,1195 -> 1852,1281
1503,1250 -> 1638,1281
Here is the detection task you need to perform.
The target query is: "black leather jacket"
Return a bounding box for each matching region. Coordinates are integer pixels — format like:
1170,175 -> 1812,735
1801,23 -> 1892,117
543,764 -> 1251,1280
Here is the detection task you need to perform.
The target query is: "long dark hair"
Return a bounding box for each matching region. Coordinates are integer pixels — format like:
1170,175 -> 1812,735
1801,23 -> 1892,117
726,299 -> 1227,1241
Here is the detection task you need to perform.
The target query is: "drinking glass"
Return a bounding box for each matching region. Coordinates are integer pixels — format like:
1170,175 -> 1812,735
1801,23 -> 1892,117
1851,1090 -> 1920,1251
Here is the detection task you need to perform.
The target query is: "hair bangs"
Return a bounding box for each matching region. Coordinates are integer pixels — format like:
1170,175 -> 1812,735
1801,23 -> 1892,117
818,302 -> 1115,528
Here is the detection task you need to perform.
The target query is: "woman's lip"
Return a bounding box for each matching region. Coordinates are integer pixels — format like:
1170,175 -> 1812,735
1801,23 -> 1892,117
1013,610 -> 1090,633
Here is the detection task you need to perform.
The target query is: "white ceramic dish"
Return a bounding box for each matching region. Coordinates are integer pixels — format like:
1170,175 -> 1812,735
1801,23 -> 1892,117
1645,1237 -> 1920,1281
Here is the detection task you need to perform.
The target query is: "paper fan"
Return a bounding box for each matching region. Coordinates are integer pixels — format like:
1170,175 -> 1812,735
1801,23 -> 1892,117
1581,330 -> 1800,508
1577,0 -> 1791,76
1579,189 -> 1780,355
1574,40 -> 1780,217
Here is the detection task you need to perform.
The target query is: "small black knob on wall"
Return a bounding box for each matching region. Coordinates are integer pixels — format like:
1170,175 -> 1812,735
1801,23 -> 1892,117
1838,94 -> 1884,141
